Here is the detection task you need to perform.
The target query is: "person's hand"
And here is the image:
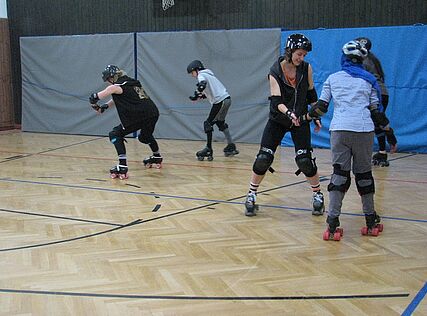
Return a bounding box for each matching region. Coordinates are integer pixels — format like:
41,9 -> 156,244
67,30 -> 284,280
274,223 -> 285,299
314,118 -> 322,133
285,110 -> 300,126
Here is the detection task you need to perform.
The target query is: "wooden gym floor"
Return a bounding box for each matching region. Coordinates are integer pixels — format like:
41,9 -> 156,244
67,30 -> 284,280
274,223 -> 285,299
0,130 -> 426,315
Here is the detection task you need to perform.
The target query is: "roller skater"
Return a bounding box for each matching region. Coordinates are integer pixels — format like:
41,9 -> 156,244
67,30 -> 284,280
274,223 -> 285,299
89,65 -> 162,179
223,143 -> 239,157
356,37 -> 398,165
361,212 -> 384,236
244,192 -> 258,216
243,34 -> 324,217
306,40 -> 390,240
196,147 -> 213,161
187,60 -> 239,161
312,191 -> 325,215
323,216 -> 343,241
110,165 -> 129,180
143,154 -> 163,168
372,152 -> 389,167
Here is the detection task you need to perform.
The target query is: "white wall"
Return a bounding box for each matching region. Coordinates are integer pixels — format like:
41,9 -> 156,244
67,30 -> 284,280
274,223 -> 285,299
0,0 -> 7,18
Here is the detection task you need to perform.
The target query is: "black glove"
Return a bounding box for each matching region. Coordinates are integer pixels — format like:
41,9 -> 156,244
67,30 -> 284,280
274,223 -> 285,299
189,90 -> 205,101
298,113 -> 312,123
91,103 -> 108,113
89,93 -> 99,104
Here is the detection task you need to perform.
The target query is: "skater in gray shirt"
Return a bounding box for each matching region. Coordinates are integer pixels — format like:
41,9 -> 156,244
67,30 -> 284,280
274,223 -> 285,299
187,60 -> 239,161
305,40 -> 390,241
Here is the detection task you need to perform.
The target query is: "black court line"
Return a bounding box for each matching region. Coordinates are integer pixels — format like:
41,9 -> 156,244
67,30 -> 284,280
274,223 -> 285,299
0,219 -> 142,252
388,153 -> 417,162
0,288 -> 409,301
2,176 -> 427,224
0,208 -> 122,227
0,137 -> 103,164
151,204 -> 161,212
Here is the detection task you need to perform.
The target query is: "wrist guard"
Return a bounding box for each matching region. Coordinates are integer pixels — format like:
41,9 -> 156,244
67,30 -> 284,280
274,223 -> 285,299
89,93 -> 99,104
308,100 -> 329,118
285,109 -> 295,120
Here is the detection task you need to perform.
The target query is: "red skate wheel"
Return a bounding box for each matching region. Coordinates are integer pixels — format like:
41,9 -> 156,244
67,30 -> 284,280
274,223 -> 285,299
323,230 -> 330,241
337,228 -> 344,236
333,231 -> 341,241
371,228 -> 379,236
377,224 -> 384,232
110,174 -> 118,179
361,226 -> 368,235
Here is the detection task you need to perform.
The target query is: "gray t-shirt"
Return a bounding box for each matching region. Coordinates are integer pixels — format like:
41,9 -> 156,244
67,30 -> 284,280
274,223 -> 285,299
197,69 -> 230,104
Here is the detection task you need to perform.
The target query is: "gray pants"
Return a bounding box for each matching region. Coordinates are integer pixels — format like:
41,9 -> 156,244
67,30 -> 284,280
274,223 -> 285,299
328,131 -> 375,218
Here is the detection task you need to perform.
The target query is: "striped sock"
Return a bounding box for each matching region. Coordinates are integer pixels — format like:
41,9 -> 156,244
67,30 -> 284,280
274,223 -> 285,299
311,183 -> 320,193
249,182 -> 259,195
119,154 -> 127,166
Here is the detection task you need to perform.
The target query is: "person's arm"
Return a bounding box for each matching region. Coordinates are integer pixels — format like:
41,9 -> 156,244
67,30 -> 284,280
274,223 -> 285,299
89,85 -> 121,113
306,64 -> 322,132
269,75 -> 300,126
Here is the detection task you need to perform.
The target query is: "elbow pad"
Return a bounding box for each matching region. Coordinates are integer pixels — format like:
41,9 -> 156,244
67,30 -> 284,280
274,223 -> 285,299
269,95 -> 282,112
196,80 -> 207,92
89,93 -> 99,104
306,88 -> 318,104
370,108 -> 389,128
309,100 -> 329,118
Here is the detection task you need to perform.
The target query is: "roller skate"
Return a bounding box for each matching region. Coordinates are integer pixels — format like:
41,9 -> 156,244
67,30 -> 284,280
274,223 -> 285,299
323,216 -> 343,241
110,164 -> 129,180
223,143 -> 239,157
143,154 -> 163,169
361,212 -> 384,236
244,192 -> 258,217
312,191 -> 325,216
372,152 -> 389,167
196,147 -> 213,161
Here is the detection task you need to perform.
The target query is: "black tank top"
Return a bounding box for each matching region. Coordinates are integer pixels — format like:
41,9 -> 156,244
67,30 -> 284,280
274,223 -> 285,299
112,76 -> 159,128
268,57 -> 310,126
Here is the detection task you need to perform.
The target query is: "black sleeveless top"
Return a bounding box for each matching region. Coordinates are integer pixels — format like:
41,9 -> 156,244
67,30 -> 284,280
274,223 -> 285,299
112,76 -> 159,128
268,57 -> 310,127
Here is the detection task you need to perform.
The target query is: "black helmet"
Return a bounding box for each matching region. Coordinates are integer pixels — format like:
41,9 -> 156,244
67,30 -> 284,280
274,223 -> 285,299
187,60 -> 204,73
285,33 -> 312,52
355,37 -> 372,52
342,40 -> 368,62
102,65 -> 120,82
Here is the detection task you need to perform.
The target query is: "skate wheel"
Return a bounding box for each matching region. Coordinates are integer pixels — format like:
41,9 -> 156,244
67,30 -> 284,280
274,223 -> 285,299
197,156 -> 204,161
110,174 -> 118,179
154,164 -> 162,169
371,227 -> 379,236
119,174 -> 129,180
377,223 -> 384,232
207,156 -> 213,161
337,227 -> 344,236
323,230 -> 330,241
361,226 -> 368,235
333,231 -> 341,241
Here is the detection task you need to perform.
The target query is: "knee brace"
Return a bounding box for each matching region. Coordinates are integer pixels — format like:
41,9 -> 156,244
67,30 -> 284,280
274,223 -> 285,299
327,164 -> 351,192
203,120 -> 214,133
216,121 -> 228,132
295,149 -> 317,177
253,147 -> 274,175
355,171 -> 375,195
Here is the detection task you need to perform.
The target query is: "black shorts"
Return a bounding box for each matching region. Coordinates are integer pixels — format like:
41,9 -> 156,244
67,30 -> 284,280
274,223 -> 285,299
114,115 -> 159,138
260,119 -> 312,154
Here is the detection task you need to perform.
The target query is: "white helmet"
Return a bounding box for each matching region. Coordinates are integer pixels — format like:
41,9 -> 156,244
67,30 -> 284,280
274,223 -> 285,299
342,40 -> 368,62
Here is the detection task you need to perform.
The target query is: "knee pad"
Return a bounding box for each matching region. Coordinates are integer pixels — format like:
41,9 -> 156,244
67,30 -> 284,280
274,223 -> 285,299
355,171 -> 375,195
138,132 -> 153,144
327,164 -> 351,192
203,120 -> 214,133
253,147 -> 274,175
216,121 -> 228,132
295,149 -> 317,177
109,128 -> 124,144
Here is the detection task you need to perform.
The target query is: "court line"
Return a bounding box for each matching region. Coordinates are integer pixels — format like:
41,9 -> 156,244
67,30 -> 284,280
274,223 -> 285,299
402,282 -> 427,316
0,288 -> 409,301
0,208 -> 122,227
1,177 -> 426,224
0,219 -> 142,252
